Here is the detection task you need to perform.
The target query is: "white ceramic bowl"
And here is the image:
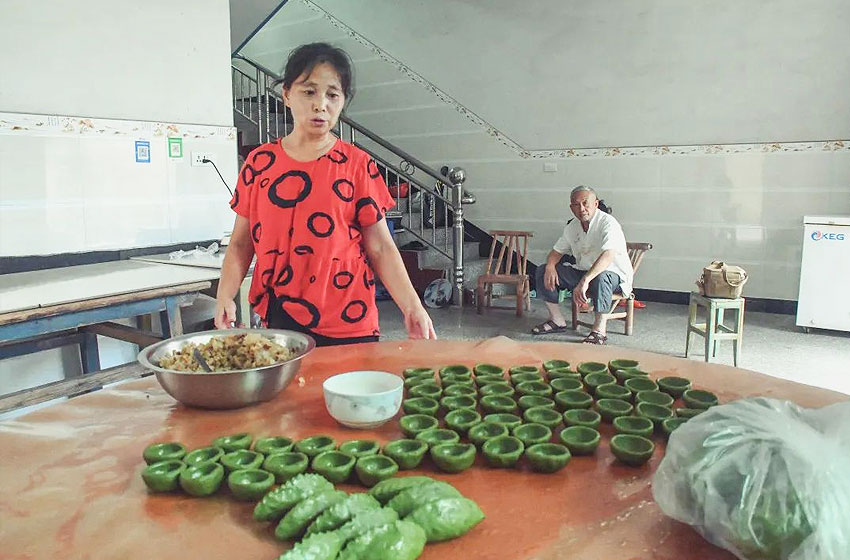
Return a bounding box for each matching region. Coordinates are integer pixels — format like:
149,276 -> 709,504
323,371 -> 403,429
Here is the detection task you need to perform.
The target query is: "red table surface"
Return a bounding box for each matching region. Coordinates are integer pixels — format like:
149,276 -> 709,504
2,338 -> 846,560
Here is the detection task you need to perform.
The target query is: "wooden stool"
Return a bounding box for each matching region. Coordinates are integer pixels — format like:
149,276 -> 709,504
685,292 -> 745,366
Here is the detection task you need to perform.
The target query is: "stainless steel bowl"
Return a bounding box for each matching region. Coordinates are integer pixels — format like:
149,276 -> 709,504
137,328 -> 316,409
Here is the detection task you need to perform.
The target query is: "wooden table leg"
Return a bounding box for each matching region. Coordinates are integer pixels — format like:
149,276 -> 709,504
79,332 -> 101,373
704,301 -> 716,363
160,296 -> 184,338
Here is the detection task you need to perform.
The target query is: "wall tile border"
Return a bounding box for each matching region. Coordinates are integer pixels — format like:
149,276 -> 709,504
301,0 -> 849,159
0,111 -> 236,140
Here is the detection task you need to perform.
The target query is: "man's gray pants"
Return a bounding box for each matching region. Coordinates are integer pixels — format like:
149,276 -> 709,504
534,264 -> 622,313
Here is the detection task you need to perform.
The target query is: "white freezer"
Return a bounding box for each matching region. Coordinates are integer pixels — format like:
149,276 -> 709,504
796,215 -> 850,332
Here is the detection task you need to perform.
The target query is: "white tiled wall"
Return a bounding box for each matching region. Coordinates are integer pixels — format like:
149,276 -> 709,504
461,149 -> 850,301
0,112 -> 238,257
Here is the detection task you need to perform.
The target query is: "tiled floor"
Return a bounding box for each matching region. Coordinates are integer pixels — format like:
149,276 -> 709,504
376,298 -> 850,397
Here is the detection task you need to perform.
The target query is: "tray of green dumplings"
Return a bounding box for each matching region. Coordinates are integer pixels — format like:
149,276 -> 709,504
141,432 -> 484,560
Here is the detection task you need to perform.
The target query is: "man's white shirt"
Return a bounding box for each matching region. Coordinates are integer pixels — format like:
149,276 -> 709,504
552,210 -> 634,296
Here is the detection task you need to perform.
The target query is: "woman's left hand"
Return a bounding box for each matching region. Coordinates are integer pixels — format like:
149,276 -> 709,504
404,305 -> 437,340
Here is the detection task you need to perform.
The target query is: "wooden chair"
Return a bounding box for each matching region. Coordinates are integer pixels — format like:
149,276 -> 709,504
571,242 -> 653,335
476,230 -> 533,317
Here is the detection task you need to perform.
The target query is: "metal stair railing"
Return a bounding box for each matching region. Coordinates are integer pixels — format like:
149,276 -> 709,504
231,56 -> 468,304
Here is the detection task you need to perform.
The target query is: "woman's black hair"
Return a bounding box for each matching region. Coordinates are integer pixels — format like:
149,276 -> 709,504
277,42 -> 355,102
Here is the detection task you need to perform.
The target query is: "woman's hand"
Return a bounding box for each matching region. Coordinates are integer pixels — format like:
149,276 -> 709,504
214,298 -> 239,329
404,304 -> 437,340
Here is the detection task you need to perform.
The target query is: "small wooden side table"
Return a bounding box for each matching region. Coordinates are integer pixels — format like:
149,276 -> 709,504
685,291 -> 745,366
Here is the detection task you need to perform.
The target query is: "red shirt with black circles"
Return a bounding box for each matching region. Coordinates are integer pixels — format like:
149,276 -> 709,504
230,138 -> 394,338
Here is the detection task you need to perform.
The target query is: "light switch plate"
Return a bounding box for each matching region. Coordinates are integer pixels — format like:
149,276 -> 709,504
543,162 -> 558,172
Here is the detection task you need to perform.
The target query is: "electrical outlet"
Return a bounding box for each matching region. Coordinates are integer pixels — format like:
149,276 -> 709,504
191,152 -> 213,167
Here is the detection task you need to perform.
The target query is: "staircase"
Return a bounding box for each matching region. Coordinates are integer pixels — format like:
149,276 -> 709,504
230,57 -> 499,304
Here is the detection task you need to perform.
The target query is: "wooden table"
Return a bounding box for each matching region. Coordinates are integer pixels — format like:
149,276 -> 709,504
131,251 -> 255,327
0,261 -> 217,393
1,339 -> 845,559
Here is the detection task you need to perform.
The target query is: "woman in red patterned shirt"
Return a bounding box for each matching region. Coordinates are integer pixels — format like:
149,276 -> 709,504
215,43 -> 436,346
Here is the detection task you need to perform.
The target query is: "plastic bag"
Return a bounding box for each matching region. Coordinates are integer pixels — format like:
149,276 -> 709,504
652,397 -> 850,560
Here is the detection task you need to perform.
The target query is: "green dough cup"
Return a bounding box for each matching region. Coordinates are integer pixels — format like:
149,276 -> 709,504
523,406 -> 562,429
142,460 -> 185,492
616,369 -> 651,384
399,414 -> 439,437
515,380 -> 553,397
253,437 -> 294,456
355,455 -> 398,486
476,375 -> 509,386
518,395 -> 556,411
554,390 -> 593,411
613,416 -> 654,438
635,390 -> 675,407
480,395 -> 519,414
227,468 -> 275,500
338,440 -> 380,458
479,383 -> 516,398
212,433 -> 253,453
596,398 -> 634,422
442,376 -> 474,388
221,450 -> 264,473
550,378 -> 583,393
440,364 -> 472,377
657,376 -> 692,397
682,389 -> 719,409
403,397 -> 440,416
510,372 -> 544,385
468,422 -> 509,447
405,376 -> 435,389
444,408 -> 482,435
525,443 -> 571,473
584,373 -> 617,395
143,442 -> 187,465
414,428 -> 460,446
409,383 -> 442,399
577,361 -> 608,377
179,462 -> 225,496
595,383 -> 631,401
547,368 -> 582,381
661,417 -> 689,438
312,451 -> 356,483
512,422 -> 552,446
430,443 -> 477,473
676,407 -> 705,419
607,359 -> 639,374
403,367 -> 435,379
563,408 -> 602,429
624,377 -> 659,395
440,395 -> 477,412
382,439 -> 429,469
295,435 -> 336,458
483,413 -> 523,431
509,365 -> 540,376
543,359 -> 570,371
610,434 -> 655,466
482,436 -> 525,468
263,451 -> 309,483
443,384 -> 476,398
635,402 -> 674,427
474,363 -> 504,376
559,426 -> 601,456
184,446 -> 224,467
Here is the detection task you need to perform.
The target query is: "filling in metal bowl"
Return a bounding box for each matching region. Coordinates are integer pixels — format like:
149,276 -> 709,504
158,333 -> 296,372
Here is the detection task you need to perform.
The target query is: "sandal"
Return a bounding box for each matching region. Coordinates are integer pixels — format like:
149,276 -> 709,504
582,331 -> 608,345
531,320 -> 568,336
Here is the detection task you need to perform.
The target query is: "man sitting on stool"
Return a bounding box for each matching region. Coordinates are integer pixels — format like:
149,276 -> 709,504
531,185 -> 633,345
